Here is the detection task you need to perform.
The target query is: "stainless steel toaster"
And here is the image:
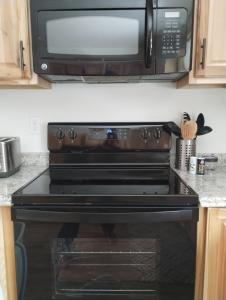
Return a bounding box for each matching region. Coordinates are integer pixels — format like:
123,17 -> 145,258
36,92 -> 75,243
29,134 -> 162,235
0,137 -> 21,177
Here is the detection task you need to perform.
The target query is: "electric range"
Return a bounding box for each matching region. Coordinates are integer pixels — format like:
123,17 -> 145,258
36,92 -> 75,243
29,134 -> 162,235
12,123 -> 199,300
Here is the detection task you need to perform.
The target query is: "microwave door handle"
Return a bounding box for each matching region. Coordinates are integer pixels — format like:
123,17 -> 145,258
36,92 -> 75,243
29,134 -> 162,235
145,0 -> 153,68
12,209 -> 199,223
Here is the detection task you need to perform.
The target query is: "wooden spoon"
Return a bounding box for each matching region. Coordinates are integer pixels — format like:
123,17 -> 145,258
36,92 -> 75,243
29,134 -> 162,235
181,121 -> 197,140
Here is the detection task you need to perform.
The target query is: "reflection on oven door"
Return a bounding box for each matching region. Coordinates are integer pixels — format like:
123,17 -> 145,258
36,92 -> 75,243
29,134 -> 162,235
53,237 -> 159,299
49,223 -> 195,300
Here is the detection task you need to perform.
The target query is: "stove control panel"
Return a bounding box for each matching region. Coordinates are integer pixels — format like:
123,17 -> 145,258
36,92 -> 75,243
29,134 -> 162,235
48,123 -> 172,152
88,128 -> 129,140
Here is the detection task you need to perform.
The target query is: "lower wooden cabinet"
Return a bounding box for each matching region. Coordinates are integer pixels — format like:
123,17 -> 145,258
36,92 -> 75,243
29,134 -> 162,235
195,208 -> 207,300
0,207 -> 17,300
203,208 -> 226,300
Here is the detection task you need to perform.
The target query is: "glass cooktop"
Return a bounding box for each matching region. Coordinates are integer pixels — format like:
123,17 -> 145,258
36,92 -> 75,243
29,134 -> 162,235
12,168 -> 198,206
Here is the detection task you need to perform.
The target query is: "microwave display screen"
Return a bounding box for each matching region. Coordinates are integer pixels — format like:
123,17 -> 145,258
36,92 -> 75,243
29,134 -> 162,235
165,11 -> 180,18
46,14 -> 140,56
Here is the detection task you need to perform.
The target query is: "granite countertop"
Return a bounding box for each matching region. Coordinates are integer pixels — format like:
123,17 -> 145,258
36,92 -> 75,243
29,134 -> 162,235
0,153 -> 48,206
175,166 -> 226,207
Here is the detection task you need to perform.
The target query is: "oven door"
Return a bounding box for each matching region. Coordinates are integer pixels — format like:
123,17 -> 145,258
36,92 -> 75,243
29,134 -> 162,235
12,206 -> 198,300
31,1 -> 153,76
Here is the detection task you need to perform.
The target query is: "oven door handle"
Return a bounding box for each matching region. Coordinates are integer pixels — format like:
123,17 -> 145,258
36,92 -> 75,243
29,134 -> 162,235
145,0 -> 153,68
12,208 -> 199,223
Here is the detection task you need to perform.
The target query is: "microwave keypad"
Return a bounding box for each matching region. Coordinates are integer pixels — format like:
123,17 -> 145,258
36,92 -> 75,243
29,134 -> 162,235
162,26 -> 184,56
158,9 -> 187,59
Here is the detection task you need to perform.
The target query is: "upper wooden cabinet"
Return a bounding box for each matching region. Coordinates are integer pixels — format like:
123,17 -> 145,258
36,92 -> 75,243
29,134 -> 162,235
203,209 -> 226,300
177,0 -> 226,87
0,0 -> 50,88
0,0 -> 30,80
195,0 -> 226,77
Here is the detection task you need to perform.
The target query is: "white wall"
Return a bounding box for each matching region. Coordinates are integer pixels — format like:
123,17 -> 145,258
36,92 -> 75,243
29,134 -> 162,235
0,286 -> 3,300
0,82 -> 225,153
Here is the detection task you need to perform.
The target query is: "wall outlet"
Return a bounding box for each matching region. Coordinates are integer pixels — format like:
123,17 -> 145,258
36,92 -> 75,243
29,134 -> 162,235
30,116 -> 41,134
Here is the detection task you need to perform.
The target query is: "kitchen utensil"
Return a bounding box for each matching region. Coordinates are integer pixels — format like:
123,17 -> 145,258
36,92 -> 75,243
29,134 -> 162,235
181,121 -> 197,140
180,122 -> 187,139
183,112 -> 191,122
175,138 -> 196,170
196,113 -> 205,128
196,126 -> 213,136
0,137 -> 21,177
164,122 -> 181,137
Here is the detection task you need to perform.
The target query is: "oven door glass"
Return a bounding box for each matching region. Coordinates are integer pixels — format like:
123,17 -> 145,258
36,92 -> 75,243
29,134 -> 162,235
14,208 -> 197,300
37,10 -> 145,60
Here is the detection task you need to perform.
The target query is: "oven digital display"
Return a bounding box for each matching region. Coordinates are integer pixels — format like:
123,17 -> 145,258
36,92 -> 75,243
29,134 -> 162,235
106,128 -> 118,140
89,128 -> 128,140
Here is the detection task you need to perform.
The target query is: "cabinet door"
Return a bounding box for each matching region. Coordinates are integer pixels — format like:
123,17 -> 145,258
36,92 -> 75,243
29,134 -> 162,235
195,0 -> 226,77
203,209 -> 226,300
0,207 -> 17,300
0,209 -> 7,300
0,0 -> 31,80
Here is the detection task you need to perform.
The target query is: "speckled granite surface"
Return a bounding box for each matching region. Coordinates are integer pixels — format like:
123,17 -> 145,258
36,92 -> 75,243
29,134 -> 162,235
0,153 -> 48,206
21,152 -> 48,166
175,166 -> 226,207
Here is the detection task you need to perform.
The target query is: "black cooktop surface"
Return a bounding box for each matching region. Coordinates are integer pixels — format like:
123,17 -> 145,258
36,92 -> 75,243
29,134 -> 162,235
12,168 -> 198,207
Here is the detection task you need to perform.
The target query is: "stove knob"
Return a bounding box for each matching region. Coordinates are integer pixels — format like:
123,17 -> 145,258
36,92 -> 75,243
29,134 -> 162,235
68,128 -> 77,141
141,128 -> 149,144
154,128 -> 161,140
56,128 -> 65,141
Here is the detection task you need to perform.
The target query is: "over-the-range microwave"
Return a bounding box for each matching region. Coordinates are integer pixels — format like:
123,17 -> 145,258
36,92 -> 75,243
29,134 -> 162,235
30,0 -> 194,83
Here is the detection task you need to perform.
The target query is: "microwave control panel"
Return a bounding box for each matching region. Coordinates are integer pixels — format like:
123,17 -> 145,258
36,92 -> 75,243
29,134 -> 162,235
157,8 -> 187,59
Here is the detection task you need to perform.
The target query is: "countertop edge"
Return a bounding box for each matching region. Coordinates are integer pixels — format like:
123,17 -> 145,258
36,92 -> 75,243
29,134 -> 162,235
174,168 -> 226,208
0,164 -> 48,207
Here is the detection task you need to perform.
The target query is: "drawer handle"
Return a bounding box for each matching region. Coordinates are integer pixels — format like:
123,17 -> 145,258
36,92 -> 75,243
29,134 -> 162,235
200,38 -> 206,69
19,40 -> 26,74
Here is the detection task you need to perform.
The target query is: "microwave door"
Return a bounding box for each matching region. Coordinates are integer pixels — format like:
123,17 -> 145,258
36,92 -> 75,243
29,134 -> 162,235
35,9 -> 147,76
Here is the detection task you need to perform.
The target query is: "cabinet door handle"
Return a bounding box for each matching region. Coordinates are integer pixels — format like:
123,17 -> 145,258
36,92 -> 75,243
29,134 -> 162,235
200,38 -> 206,69
19,40 -> 26,74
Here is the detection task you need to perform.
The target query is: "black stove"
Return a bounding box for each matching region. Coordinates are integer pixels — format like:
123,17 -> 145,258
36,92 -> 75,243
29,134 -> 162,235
12,123 -> 199,300
12,123 -> 198,207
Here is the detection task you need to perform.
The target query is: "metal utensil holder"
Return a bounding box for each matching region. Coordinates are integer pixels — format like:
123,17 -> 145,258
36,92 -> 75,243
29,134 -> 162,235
175,139 -> 196,170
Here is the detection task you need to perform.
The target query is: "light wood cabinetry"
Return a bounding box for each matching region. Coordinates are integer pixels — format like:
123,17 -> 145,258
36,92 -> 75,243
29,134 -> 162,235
0,0 -> 50,89
0,207 -> 17,300
177,0 -> 226,88
195,208 -> 207,300
0,0 -> 30,80
195,0 -> 226,78
203,208 -> 226,300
